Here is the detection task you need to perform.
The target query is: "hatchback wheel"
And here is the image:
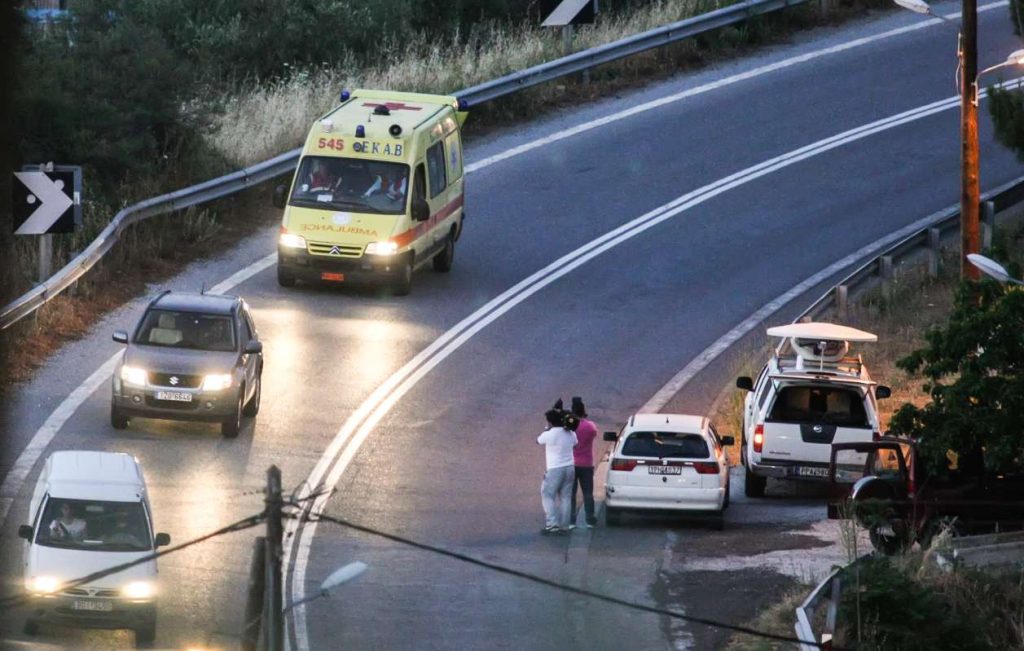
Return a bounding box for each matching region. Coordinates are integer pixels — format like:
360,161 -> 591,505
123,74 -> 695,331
135,616 -> 156,647
221,389 -> 243,438
111,404 -> 129,430
605,507 -> 623,527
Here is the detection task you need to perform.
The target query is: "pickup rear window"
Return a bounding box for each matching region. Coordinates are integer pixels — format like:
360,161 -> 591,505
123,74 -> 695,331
768,385 -> 869,428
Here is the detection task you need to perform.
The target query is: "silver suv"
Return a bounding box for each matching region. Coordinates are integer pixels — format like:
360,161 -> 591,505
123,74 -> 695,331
735,322 -> 890,497
110,291 -> 263,438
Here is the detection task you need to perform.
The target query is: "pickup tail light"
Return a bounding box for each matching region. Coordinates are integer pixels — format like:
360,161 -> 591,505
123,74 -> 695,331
611,458 -> 637,472
693,462 -> 719,474
753,424 -> 764,453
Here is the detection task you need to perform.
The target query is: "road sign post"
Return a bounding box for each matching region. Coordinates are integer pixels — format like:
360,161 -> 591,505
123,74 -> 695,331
264,466 -> 284,651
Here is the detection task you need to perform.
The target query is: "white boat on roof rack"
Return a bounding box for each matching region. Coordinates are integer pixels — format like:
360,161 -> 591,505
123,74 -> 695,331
766,322 -> 877,378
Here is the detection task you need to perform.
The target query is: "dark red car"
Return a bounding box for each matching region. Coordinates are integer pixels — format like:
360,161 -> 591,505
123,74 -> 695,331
827,437 -> 1024,554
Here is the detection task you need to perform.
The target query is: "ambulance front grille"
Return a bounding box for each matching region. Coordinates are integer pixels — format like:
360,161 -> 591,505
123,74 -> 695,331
308,241 -> 364,258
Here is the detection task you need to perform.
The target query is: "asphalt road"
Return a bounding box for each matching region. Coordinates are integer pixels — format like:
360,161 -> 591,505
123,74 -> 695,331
2,2 -> 1023,649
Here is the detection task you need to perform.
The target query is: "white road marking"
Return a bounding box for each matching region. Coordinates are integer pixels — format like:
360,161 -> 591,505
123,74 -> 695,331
286,77 -> 1018,649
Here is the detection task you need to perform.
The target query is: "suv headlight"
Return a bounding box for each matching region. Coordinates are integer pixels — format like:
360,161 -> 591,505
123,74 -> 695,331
365,241 -> 398,256
122,581 -> 155,600
27,576 -> 61,594
279,233 -> 307,249
201,374 -> 232,391
120,365 -> 148,386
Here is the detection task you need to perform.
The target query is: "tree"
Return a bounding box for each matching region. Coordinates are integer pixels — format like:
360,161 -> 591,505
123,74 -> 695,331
990,0 -> 1024,157
889,280 -> 1024,475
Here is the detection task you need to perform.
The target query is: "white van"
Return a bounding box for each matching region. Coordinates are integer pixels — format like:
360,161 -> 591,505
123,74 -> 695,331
18,451 -> 170,646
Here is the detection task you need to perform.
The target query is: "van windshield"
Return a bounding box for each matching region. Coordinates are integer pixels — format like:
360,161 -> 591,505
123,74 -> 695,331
290,156 -> 409,215
35,497 -> 152,552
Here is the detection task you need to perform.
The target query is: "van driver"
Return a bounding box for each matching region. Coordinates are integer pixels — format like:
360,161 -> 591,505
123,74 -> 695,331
49,502 -> 87,541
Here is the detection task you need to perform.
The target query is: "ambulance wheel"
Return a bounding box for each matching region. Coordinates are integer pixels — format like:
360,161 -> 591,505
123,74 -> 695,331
277,266 -> 296,288
433,232 -> 455,273
393,256 -> 413,296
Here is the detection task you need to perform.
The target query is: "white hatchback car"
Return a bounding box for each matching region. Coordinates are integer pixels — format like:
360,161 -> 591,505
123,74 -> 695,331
603,414 -> 733,529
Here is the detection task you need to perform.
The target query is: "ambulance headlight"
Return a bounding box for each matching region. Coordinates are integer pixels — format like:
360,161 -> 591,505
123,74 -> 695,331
279,233 -> 307,249
365,241 -> 398,256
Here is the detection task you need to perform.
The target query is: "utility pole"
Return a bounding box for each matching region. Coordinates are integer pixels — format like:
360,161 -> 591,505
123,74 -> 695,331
265,466 -> 284,651
961,0 -> 981,280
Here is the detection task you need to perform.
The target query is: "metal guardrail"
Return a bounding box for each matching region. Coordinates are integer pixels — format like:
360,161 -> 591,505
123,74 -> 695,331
1,0 -> 813,330
794,564 -> 843,651
796,173 -> 1024,323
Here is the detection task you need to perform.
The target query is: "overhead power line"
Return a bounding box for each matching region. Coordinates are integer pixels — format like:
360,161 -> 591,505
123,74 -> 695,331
298,512 -> 839,650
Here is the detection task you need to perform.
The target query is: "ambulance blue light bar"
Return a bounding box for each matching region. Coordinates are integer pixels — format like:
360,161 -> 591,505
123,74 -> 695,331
356,125 -> 365,138
340,89 -> 351,102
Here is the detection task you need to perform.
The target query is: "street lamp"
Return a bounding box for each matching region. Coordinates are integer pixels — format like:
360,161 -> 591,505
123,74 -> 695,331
966,253 -> 1024,284
974,49 -> 1024,104
284,561 -> 368,614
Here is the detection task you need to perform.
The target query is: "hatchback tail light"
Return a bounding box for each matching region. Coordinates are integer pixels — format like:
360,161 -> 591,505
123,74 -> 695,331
611,458 -> 637,472
693,462 -> 719,474
753,424 -> 764,453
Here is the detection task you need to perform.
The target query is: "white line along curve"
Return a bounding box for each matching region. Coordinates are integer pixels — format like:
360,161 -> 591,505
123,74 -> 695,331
286,74 -> 1023,650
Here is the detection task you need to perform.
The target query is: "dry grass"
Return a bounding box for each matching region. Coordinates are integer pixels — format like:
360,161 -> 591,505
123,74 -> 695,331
206,0 -> 796,167
725,585 -> 810,650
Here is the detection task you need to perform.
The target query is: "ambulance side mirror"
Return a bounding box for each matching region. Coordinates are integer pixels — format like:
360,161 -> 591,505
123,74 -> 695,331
412,198 -> 430,222
273,184 -> 288,209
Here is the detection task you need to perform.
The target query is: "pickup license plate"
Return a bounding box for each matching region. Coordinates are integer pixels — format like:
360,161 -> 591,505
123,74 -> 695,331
648,466 -> 682,475
797,466 -> 829,478
321,272 -> 345,282
72,599 -> 113,612
155,390 -> 192,402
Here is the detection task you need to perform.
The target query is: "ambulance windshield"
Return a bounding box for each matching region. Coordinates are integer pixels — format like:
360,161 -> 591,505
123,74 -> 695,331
290,156 -> 409,215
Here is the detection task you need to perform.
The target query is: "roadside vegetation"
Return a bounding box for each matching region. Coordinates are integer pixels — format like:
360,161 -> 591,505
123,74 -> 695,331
0,0 -> 892,390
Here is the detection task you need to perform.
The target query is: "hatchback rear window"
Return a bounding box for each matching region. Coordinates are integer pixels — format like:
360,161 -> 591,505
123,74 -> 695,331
622,432 -> 709,458
768,385 -> 868,428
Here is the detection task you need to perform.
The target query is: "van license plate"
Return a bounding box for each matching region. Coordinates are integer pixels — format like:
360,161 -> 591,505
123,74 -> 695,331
321,272 -> 345,282
72,599 -> 113,612
155,391 -> 192,402
797,466 -> 829,478
649,466 -> 682,475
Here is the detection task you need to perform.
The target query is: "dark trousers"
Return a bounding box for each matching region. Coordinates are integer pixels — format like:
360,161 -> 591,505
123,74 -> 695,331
572,466 -> 595,524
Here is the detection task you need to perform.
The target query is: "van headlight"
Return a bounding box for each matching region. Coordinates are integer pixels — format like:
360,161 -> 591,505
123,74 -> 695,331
279,233 -> 307,249
365,241 -> 398,256
27,576 -> 61,594
122,581 -> 155,600
201,374 -> 232,391
120,365 -> 148,386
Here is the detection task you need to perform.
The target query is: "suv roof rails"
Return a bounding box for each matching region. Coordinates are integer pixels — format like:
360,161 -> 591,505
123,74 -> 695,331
147,289 -> 173,308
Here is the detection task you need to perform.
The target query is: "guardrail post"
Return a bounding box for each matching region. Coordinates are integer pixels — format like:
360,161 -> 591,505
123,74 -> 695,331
981,200 -> 995,250
880,255 -> 894,300
927,228 -> 941,277
834,285 -> 848,318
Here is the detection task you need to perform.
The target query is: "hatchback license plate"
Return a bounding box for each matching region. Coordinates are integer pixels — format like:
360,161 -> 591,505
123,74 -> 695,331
155,390 -> 192,402
72,599 -> 113,612
797,466 -> 829,478
648,466 -> 682,475
321,272 -> 345,282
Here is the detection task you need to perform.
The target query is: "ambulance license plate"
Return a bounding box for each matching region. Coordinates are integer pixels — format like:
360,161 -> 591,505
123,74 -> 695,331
72,599 -> 113,612
321,272 -> 345,282
155,391 -> 192,402
648,466 -> 682,475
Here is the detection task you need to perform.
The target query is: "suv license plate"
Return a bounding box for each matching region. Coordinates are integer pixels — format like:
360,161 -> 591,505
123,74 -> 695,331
155,390 -> 192,402
797,466 -> 829,478
648,466 -> 682,475
72,599 -> 113,612
321,272 -> 345,282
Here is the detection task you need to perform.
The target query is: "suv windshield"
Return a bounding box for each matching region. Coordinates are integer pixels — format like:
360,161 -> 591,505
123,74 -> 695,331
36,497 -> 152,552
290,156 -> 409,215
135,309 -> 236,352
622,432 -> 710,459
768,385 -> 869,428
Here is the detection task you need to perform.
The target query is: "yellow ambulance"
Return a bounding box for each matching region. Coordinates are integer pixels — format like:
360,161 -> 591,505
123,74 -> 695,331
273,89 -> 468,294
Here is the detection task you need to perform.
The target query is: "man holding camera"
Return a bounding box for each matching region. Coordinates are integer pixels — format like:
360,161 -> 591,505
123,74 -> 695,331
537,406 -> 578,535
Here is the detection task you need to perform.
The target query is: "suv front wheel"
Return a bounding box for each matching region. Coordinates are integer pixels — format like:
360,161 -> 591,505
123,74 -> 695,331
111,404 -> 129,430
221,388 -> 244,438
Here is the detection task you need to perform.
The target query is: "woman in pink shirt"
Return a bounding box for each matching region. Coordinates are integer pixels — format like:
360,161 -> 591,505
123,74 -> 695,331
570,397 -> 598,528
